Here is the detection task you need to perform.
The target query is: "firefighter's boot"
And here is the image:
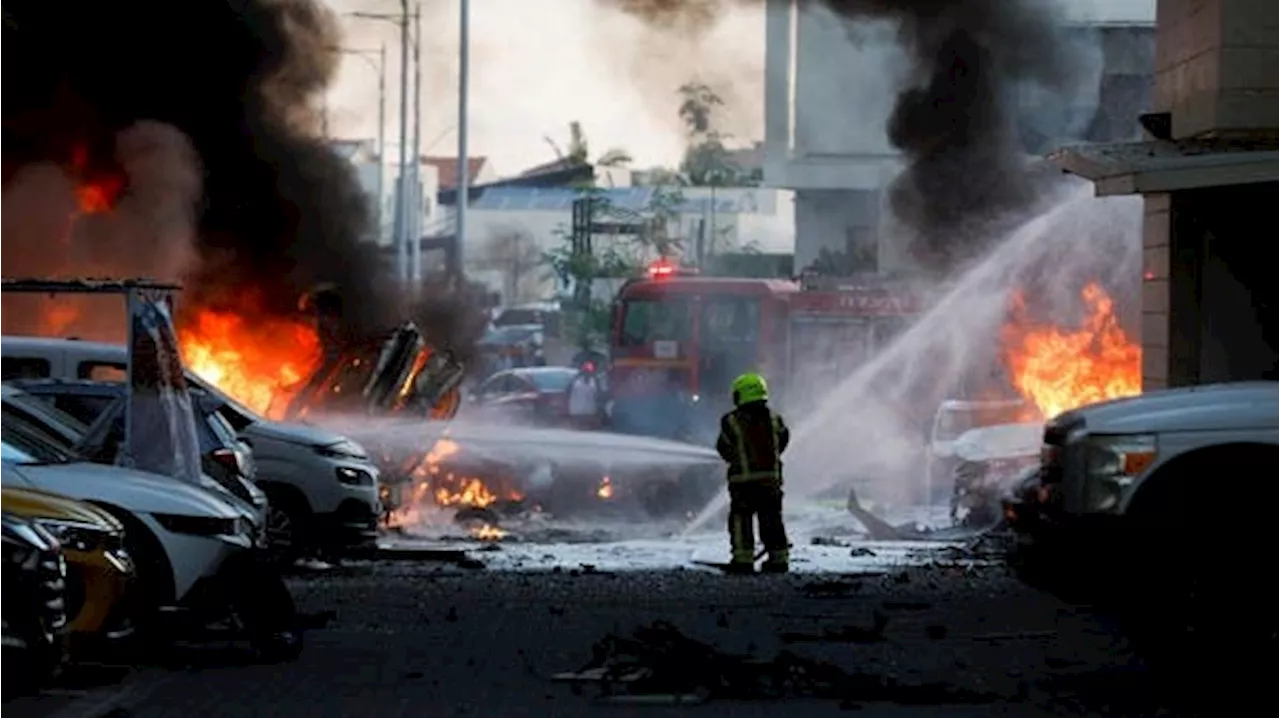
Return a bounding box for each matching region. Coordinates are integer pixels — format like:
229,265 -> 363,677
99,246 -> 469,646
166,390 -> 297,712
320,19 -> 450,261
760,547 -> 789,574
724,561 -> 755,575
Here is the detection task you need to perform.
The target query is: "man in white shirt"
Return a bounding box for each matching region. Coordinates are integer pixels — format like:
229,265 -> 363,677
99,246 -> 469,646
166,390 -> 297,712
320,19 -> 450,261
567,360 -> 602,430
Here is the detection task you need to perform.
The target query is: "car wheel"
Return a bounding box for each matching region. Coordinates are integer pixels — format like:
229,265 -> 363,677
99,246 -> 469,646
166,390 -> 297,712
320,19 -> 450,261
264,504 -> 305,567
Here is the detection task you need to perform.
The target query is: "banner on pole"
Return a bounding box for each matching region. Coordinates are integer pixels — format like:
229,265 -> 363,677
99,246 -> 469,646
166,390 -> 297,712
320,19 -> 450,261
127,292 -> 204,484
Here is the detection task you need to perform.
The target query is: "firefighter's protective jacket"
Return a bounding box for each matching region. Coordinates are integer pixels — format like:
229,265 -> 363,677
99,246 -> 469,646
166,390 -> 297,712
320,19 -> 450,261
715,400 -> 790,484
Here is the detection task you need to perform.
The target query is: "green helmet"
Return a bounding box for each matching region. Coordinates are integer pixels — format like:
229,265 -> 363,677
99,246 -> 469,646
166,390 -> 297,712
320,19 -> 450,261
731,373 -> 769,405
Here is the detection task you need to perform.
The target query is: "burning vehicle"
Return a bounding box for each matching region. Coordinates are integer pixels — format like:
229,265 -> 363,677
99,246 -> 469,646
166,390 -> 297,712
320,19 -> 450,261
946,422 -> 1042,527
279,320 -> 466,424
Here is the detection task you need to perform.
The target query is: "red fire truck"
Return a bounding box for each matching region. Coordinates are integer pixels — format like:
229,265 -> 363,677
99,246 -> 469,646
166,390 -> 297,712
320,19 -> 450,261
607,261 -> 924,443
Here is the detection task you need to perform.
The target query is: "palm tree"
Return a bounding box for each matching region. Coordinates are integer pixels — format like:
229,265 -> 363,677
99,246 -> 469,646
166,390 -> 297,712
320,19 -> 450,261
544,122 -> 631,168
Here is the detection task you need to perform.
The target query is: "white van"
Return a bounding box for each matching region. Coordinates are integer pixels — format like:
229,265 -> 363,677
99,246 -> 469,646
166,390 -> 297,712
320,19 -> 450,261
925,398 -> 1035,502
2,336 -> 381,561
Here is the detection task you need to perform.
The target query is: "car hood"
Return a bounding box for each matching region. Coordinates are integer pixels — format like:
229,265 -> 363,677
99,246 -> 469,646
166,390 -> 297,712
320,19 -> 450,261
3,461 -> 242,519
1061,381 -> 1279,435
1,486 -> 124,532
243,419 -> 346,448
953,422 -> 1044,462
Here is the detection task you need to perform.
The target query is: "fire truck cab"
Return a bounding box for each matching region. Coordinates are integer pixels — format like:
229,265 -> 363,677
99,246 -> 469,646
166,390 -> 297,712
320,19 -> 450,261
607,263 -> 922,444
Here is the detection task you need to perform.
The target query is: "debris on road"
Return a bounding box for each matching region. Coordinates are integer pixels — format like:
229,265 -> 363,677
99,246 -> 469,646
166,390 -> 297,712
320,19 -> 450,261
779,611 -> 890,643
556,621 -> 1001,706
376,545 -> 487,569
845,487 -> 1004,542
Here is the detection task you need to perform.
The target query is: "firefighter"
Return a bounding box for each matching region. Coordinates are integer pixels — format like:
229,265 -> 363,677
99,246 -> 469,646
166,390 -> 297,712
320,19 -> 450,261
715,373 -> 791,574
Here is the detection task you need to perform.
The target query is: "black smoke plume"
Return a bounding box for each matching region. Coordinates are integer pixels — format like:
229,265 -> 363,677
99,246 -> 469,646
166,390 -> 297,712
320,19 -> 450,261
822,0 -> 1078,272
1,0 -> 391,339
609,0 -> 1082,274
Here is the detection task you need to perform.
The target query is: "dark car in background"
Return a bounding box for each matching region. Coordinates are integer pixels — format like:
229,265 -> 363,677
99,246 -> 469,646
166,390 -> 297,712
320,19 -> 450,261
465,367 -> 578,426
476,324 -> 546,376
2,511 -> 68,696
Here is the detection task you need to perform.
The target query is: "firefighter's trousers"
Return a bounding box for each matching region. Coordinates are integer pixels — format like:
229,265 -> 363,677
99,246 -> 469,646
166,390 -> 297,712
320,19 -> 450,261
727,481 -> 789,567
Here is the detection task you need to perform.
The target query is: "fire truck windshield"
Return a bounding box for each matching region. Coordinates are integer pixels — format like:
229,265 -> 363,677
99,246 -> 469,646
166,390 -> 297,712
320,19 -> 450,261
619,298 -> 692,346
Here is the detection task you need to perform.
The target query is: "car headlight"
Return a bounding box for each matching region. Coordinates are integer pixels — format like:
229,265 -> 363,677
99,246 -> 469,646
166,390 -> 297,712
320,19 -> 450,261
1083,434 -> 1157,512
335,466 -> 375,486
32,519 -> 115,553
154,514 -> 244,537
313,439 -> 368,461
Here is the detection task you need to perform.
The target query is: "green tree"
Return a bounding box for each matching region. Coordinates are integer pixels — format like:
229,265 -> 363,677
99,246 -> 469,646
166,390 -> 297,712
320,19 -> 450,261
675,82 -> 751,187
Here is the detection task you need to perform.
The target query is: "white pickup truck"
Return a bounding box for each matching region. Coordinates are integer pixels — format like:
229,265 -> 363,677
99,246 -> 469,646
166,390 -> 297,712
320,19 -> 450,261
1006,380 -> 1277,691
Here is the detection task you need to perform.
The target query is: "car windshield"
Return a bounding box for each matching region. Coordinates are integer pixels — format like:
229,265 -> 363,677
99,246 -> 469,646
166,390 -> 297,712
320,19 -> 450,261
936,403 -> 1030,442
185,374 -> 260,431
524,370 -> 577,393
494,309 -> 543,326
1,418 -> 77,464
483,326 -> 540,345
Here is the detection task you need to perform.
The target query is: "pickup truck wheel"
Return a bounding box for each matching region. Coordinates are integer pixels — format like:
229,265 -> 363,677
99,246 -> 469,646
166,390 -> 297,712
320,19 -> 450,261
1122,449 -> 1275,711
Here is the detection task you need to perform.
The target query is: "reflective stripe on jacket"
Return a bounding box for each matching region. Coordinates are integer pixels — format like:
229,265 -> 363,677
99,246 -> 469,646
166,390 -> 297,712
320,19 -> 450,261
715,401 -> 790,484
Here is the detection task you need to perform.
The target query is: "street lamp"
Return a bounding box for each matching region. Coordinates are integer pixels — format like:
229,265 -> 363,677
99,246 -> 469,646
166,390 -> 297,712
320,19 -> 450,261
329,45 -> 387,246
456,0 -> 470,286
347,8 -> 419,288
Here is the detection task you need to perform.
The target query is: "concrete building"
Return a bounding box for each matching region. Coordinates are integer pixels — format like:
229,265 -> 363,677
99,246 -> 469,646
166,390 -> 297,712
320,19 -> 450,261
762,0 -> 1159,274
1052,0 -> 1278,389
460,186 -> 796,304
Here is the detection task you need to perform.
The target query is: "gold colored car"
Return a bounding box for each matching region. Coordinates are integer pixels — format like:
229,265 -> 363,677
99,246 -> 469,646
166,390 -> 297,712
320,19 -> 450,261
1,487 -> 136,648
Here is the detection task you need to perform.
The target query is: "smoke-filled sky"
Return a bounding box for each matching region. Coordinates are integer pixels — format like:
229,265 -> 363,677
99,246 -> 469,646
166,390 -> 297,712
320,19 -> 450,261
323,0 -> 767,175
323,0 -> 1153,175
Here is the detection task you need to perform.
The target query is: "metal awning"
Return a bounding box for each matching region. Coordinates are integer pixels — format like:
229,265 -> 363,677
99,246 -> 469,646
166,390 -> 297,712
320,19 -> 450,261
1048,139 -> 1278,196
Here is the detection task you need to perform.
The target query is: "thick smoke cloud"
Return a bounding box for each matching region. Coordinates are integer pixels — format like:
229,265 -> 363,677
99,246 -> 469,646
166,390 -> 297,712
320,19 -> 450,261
823,0 -> 1078,271
613,0 -> 1084,273
2,0 -> 390,338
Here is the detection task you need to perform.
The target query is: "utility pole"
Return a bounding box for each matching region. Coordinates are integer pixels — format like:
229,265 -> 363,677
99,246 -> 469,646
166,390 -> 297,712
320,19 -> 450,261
376,43 -> 387,247
395,0 -> 411,286
454,0 -> 470,285
410,2 -> 423,287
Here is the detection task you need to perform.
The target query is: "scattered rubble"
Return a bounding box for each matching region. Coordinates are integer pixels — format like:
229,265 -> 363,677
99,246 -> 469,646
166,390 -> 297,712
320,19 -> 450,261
555,621 -> 1001,706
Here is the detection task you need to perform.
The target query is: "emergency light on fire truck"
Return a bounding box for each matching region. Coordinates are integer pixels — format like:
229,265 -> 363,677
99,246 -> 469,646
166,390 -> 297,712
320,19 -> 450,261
647,259 -> 695,279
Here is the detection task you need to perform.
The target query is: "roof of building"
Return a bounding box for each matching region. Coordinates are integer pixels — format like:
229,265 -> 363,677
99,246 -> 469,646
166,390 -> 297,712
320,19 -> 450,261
1048,138 -> 1278,195
423,156 -> 489,190
436,164 -> 595,206
461,186 -> 780,214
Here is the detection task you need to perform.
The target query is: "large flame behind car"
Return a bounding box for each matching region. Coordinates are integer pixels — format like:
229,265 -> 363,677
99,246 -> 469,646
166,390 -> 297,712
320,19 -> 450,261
1002,282 -> 1141,419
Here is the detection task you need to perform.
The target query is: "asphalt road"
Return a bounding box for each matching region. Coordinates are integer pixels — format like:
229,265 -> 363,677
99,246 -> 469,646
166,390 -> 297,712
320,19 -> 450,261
4,549 -> 1184,718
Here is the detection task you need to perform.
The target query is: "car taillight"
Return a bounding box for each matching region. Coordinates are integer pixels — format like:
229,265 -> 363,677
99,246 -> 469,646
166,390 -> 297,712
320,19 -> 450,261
211,447 -> 243,477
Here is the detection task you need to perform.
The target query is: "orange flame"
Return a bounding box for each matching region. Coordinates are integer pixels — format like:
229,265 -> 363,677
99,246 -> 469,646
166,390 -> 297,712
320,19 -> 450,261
76,179 -> 124,214
470,523 -> 507,541
1002,282 -> 1141,419
177,308 -> 322,418
385,436 -> 525,525
596,476 -> 614,499
70,145 -> 126,214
